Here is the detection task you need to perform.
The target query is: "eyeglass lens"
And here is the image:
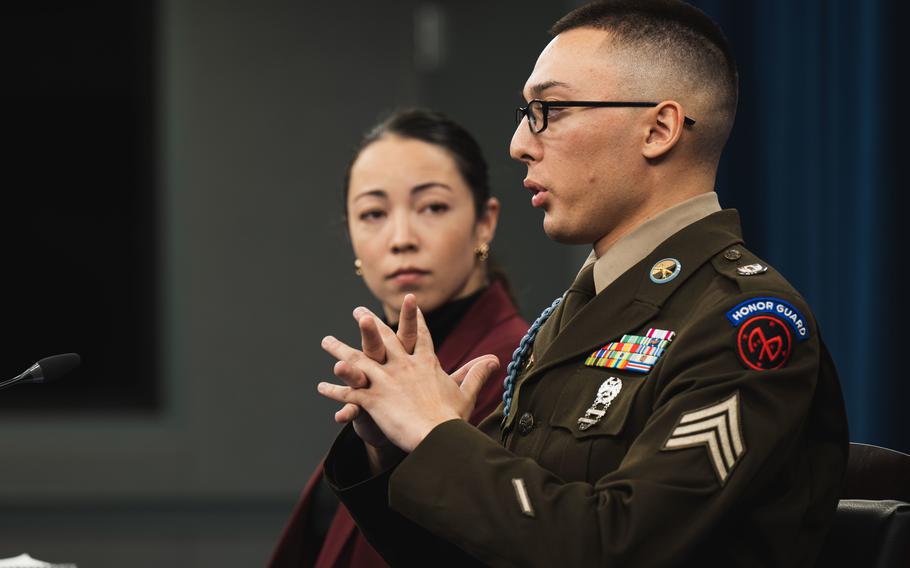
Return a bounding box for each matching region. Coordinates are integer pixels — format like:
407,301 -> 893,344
517,101 -> 545,133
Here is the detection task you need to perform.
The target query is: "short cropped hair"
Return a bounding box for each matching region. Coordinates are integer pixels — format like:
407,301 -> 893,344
552,0 -> 738,156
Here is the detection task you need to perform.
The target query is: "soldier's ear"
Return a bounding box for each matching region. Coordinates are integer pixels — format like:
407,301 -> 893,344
642,101 -> 686,160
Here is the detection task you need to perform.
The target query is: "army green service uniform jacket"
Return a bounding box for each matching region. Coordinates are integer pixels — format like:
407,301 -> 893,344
325,210 -> 849,567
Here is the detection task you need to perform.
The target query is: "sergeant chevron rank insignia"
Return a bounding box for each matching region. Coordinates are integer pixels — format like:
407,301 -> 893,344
661,392 -> 745,485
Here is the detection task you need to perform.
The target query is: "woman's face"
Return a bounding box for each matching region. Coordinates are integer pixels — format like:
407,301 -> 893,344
347,135 -> 498,322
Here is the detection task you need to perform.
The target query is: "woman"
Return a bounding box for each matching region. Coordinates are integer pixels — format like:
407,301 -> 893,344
270,109 -> 528,568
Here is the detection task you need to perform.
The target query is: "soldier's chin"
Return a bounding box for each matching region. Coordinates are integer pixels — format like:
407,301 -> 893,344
543,217 -> 591,245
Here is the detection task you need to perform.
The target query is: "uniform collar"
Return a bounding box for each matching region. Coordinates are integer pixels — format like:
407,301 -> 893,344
581,192 -> 722,294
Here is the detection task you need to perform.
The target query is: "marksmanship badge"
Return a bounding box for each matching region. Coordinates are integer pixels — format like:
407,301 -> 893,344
578,377 -> 622,431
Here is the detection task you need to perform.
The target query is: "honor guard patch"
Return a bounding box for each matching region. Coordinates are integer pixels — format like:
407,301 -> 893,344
585,328 -> 675,373
726,297 -> 810,341
650,258 -> 682,284
662,392 -> 745,486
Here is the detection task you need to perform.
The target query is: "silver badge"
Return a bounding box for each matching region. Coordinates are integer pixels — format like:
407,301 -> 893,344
736,263 -> 768,276
578,377 -> 622,430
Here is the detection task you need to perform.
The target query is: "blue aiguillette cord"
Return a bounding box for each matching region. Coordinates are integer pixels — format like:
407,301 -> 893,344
501,295 -> 563,426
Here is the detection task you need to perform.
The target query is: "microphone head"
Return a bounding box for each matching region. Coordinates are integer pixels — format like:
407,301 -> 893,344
36,353 -> 82,383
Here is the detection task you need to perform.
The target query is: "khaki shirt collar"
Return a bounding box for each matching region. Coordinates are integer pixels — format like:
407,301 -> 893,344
581,192 -> 722,294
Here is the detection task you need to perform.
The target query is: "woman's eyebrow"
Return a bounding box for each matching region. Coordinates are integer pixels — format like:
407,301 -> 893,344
412,182 -> 452,195
352,189 -> 388,202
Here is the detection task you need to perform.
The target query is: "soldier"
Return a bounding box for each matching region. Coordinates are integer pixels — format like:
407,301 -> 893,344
316,0 -> 848,566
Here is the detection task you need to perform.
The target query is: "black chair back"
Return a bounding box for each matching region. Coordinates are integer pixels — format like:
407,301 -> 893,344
816,443 -> 910,567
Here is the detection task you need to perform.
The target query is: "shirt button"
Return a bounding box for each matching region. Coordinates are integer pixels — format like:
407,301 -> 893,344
724,248 -> 742,261
518,412 -> 535,436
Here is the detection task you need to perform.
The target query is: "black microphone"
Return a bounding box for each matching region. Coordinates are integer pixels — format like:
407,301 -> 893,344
0,353 -> 81,392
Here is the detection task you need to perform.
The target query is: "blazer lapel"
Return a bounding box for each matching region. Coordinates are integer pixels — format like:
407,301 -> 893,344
435,280 -> 520,371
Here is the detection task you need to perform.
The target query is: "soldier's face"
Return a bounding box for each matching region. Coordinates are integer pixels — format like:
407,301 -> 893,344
346,135 -> 496,322
510,28 -> 650,249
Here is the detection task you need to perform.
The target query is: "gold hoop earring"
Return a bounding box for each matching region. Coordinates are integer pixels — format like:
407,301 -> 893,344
475,242 -> 490,262
354,258 -> 363,276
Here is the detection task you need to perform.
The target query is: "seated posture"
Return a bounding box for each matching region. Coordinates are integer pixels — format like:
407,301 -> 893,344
317,1 -> 849,566
270,110 -> 527,567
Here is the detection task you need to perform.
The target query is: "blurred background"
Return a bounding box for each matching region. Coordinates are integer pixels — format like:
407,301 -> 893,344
0,1 -> 905,566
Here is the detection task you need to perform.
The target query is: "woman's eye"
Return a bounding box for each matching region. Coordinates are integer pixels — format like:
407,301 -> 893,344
358,209 -> 386,221
422,203 -> 450,214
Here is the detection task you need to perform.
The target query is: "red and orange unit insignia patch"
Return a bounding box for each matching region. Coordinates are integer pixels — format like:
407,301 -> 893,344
584,328 -> 675,373
726,297 -> 810,371
736,315 -> 791,370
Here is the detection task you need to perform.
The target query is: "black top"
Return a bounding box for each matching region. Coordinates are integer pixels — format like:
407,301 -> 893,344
386,287 -> 486,347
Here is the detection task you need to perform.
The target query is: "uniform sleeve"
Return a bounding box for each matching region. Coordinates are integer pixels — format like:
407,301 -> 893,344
322,314 -> 528,566
324,424 -> 482,566
385,291 -> 837,567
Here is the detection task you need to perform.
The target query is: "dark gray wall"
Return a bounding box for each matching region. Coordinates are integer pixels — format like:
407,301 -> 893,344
0,1 -> 580,566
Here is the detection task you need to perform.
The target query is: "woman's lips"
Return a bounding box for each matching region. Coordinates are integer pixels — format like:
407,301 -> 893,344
388,269 -> 430,286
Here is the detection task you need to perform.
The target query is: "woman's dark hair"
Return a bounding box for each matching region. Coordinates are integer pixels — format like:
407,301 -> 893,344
342,108 -> 490,220
342,108 -> 515,305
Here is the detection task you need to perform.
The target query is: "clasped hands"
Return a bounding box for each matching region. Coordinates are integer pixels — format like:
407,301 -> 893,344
317,294 -> 500,453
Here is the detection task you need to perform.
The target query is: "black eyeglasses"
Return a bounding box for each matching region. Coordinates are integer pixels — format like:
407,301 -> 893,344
516,99 -> 696,134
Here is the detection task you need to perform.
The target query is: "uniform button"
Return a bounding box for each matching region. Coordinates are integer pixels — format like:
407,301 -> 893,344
518,412 -> 535,436
724,248 -> 742,261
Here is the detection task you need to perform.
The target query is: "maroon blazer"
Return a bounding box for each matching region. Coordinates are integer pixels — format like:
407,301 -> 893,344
269,281 -> 528,568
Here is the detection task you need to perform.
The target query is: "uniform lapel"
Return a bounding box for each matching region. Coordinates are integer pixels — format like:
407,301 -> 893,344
526,210 -> 744,382
529,271 -> 657,380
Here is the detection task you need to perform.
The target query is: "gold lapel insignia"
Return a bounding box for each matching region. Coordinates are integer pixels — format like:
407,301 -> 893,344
650,258 -> 682,284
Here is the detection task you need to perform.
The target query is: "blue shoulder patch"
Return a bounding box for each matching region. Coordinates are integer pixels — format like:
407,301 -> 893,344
726,297 -> 810,342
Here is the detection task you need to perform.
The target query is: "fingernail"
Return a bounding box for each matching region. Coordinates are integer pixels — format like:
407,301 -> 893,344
353,307 -> 367,317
